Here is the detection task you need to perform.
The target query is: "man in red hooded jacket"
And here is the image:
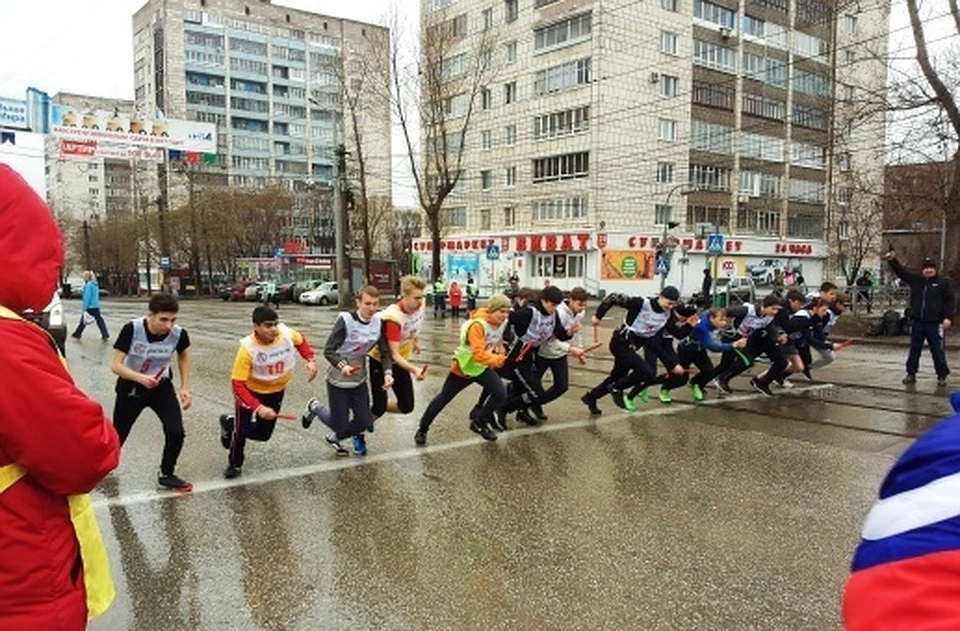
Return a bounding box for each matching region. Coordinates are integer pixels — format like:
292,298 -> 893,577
0,164 -> 120,628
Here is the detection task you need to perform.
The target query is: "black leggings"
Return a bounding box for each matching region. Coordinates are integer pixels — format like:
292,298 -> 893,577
419,369 -> 507,432
534,356 -> 570,406
587,337 -> 656,399
369,358 -> 415,417
228,390 -> 283,468
113,379 -> 184,476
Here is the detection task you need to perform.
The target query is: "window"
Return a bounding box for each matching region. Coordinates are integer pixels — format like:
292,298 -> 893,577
483,7 -> 494,31
532,196 -> 588,221
693,40 -> 737,73
660,74 -> 679,97
657,162 -> 675,184
661,0 -> 678,11
689,164 -> 731,191
788,178 -> 825,203
844,14 -> 858,35
504,81 -> 517,104
792,143 -> 825,169
505,0 -> 518,22
481,130 -> 492,150
481,208 -> 492,230
793,104 -> 826,130
532,151 -> 590,182
693,0 -> 736,28
838,187 -> 852,205
482,88 -> 493,110
655,204 -> 673,226
88,174 -> 99,183
837,220 -> 850,240
505,166 -> 517,186
88,188 -> 100,196
444,206 -> 467,227
693,81 -> 734,110
838,153 -> 852,172
533,12 -> 592,54
691,120 -> 732,154
658,118 -> 677,141
535,58 -> 592,94
533,106 -> 590,140
567,254 -> 585,277
660,31 -> 678,55
742,15 -> 765,37
535,255 -> 553,277
845,50 -> 855,64
504,206 -> 516,227
506,41 -> 518,63
794,69 -> 831,96
842,84 -> 855,101
505,124 -> 517,146
742,93 -> 785,121
688,205 -> 731,231
481,170 -> 493,190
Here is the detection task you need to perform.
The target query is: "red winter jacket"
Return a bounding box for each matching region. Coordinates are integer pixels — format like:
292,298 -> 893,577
0,165 -> 120,629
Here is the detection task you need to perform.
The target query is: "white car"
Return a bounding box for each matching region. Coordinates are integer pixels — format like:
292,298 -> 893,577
299,281 -> 338,306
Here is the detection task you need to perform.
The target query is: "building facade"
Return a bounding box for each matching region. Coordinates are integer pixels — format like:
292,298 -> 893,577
132,0 -> 392,253
883,160 -> 954,276
416,0 -> 889,297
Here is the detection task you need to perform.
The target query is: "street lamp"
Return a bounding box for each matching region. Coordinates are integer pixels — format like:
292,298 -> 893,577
658,185 -> 694,289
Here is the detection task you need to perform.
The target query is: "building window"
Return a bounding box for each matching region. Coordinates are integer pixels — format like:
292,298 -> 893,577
534,58 -> 592,95
532,196 -> 588,221
657,162 -> 675,184
692,81 -> 734,110
505,124 -> 517,146
838,153 -> 852,172
505,0 -> 518,22
660,31 -> 678,55
505,166 -> 517,187
691,120 -> 733,154
838,187 -> 852,205
661,0 -> 678,11
533,106 -> 590,140
483,7 -> 494,31
842,84 -> 855,101
88,188 -> 100,196
505,40 -> 518,63
689,164 -> 731,191
534,254 -> 554,277
481,208 -> 492,230
837,220 -> 850,240
88,174 -> 99,182
482,88 -> 493,110
844,14 -> 858,35
481,170 -> 493,191
504,206 -> 516,227
532,151 -> 590,183
660,74 -> 679,97
534,12 -> 592,54
654,204 -> 673,226
845,50 -> 856,64
443,206 -> 467,227
481,130 -> 492,150
567,254 -> 585,277
658,118 -> 677,141
693,40 -> 737,73
504,81 -> 517,104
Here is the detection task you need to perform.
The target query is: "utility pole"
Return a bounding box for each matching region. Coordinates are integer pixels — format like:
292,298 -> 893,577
157,153 -> 171,292
333,142 -> 352,307
82,219 -> 92,270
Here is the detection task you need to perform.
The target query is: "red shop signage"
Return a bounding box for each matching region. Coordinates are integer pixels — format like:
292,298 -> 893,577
775,242 -> 814,255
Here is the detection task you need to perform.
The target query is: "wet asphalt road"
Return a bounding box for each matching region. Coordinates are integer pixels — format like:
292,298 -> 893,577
61,297 -> 957,630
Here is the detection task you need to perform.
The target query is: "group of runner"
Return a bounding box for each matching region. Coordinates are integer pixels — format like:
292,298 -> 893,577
104,277 -> 850,491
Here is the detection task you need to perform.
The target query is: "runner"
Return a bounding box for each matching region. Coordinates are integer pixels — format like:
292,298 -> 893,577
530,287 -> 590,420
220,306 -> 318,479
712,294 -> 785,395
415,294 -> 513,445
302,285 -> 392,456
623,303 -> 701,406
110,293 -> 193,491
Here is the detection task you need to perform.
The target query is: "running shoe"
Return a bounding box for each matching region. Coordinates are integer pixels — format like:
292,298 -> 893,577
325,434 -> 350,456
530,405 -> 548,422
302,398 -> 329,430
516,409 -> 539,426
581,393 -> 602,417
490,410 -> 508,432
414,429 -> 428,446
624,397 -> 637,412
714,378 -> 733,394
750,377 -> 774,397
219,414 -> 234,449
659,389 -> 672,404
690,383 -> 705,401
902,374 -> 916,385
223,465 -> 242,480
938,378 -> 948,387
352,433 -> 368,456
469,421 -> 498,441
637,389 -> 650,403
157,472 -> 192,492
611,390 -> 626,409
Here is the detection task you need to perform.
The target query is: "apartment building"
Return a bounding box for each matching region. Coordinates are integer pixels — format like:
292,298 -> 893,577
131,0 -> 391,253
415,0 -> 889,295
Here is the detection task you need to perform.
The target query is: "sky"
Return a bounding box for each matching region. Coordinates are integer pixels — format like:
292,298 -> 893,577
0,0 -> 955,202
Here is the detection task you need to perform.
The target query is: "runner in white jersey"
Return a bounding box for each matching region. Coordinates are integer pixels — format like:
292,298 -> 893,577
220,305 -> 318,479
110,293 -> 193,492
529,287 -> 590,420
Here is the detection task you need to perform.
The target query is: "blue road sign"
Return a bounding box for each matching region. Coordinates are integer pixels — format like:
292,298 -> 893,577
707,233 -> 725,254
485,244 -> 501,261
160,256 -> 170,270
656,257 -> 670,275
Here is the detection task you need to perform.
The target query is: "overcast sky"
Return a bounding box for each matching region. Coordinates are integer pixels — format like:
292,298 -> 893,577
0,0 -> 954,201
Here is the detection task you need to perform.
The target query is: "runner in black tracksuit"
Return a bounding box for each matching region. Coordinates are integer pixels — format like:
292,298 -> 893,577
713,293 -> 784,394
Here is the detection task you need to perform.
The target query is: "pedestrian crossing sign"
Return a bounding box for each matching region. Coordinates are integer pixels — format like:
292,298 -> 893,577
656,257 -> 669,275
707,233 -> 724,254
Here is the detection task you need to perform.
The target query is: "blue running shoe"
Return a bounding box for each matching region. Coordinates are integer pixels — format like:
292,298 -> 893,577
352,433 -> 368,456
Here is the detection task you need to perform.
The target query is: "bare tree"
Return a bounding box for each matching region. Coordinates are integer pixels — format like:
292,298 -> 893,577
391,8 -> 498,281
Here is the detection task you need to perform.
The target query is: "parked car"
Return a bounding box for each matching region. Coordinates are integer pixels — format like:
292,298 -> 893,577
299,281 -> 338,306
713,275 -> 755,306
221,282 -> 253,302
244,282 -> 266,301
749,259 -> 786,286
22,292 -> 67,356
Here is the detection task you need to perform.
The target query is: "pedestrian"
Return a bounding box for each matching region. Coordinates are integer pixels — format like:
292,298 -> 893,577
700,267 -> 713,308
843,392 -> 960,629
508,271 -> 520,297
71,270 -> 110,340
0,163 -> 120,627
109,293 -> 194,491
367,275 -> 429,430
532,287 -> 590,418
448,280 -> 463,318
855,270 -> 873,314
263,279 -> 278,308
580,286 -> 688,416
433,275 -> 447,319
219,306 -> 318,479
466,274 -> 479,312
415,294 -> 512,445
885,250 -> 955,386
302,285 -> 393,456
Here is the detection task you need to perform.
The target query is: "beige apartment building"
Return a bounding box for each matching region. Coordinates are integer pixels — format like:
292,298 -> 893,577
416,0 -> 889,297
131,0 -> 392,253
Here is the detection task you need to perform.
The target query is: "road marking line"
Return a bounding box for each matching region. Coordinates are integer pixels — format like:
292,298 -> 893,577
93,384 -> 834,509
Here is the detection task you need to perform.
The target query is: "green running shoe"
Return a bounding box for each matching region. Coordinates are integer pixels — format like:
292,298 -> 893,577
690,383 -> 705,401
659,389 -> 672,404
624,397 -> 636,412
637,389 -> 649,404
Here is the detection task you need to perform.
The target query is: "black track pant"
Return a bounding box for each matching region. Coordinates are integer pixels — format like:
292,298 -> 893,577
113,379 -> 184,476
419,369 -> 507,432
586,337 -> 656,399
229,390 -> 283,468
369,358 -> 415,417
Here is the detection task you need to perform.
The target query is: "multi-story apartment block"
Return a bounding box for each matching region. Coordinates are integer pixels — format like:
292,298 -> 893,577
415,0 -> 889,296
132,0 -> 391,253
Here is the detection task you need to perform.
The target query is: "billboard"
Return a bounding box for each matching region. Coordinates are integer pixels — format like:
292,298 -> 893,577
0,97 -> 28,129
49,105 -> 216,153
600,249 -> 655,280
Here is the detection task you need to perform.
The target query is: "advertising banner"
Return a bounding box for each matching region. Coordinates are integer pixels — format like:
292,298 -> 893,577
600,250 -> 655,280
58,139 -> 163,162
446,253 -> 479,284
50,105 -> 216,152
0,97 -> 28,128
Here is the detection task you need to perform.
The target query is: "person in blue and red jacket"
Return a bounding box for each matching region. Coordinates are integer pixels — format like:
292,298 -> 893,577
0,164 -> 120,628
843,391 -> 960,629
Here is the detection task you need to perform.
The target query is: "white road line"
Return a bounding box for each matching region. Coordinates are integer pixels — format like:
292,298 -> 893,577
93,384 -> 835,509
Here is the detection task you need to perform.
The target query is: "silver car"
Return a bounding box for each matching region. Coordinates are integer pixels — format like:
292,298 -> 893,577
299,281 -> 338,306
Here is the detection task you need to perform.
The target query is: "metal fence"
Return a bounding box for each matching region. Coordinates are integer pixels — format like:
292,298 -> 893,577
843,286 -> 911,316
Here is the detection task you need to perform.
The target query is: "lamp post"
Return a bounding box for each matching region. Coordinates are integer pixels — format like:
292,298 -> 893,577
658,184 -> 692,290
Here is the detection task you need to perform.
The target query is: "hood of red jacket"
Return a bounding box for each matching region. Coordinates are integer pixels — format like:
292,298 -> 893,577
0,165 -> 64,313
